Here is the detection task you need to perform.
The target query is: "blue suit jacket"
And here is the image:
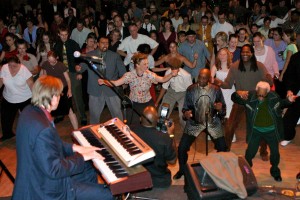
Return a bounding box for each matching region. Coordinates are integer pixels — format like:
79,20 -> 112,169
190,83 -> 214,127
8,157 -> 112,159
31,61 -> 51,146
12,105 -> 85,200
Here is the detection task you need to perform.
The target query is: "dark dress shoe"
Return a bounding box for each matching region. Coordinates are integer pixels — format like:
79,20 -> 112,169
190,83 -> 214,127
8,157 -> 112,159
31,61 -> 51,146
273,175 -> 282,182
173,171 -> 183,180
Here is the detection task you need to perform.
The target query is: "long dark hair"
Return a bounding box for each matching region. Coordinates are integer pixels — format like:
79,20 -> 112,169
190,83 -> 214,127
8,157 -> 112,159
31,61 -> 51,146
3,33 -> 17,52
238,44 -> 258,72
37,31 -> 54,53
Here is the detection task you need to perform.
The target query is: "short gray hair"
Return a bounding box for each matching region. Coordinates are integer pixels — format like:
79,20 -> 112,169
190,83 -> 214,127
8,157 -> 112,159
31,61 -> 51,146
256,81 -> 270,92
31,76 -> 63,108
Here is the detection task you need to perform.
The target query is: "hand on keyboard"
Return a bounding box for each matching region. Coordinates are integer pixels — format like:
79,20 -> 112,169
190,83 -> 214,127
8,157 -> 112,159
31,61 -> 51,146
73,145 -> 104,161
81,149 -> 105,161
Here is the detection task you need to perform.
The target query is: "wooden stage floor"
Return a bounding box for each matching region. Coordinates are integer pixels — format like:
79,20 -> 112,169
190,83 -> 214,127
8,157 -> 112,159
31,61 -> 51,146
1,108 -> 300,198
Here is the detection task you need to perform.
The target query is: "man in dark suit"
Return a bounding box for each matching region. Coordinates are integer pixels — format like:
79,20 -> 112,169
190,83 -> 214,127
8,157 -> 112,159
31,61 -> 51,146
12,76 -> 113,200
42,0 -> 64,25
54,25 -> 87,125
113,15 -> 130,41
64,8 -> 77,33
77,37 -> 126,124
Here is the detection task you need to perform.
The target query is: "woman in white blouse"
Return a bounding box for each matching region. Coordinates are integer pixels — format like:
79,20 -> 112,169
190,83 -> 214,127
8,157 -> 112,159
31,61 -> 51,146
0,56 -> 33,141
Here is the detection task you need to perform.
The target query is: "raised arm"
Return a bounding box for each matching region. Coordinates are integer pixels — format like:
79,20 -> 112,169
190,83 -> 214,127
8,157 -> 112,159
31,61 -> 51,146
154,55 -> 167,66
181,54 -> 197,69
155,69 -> 178,83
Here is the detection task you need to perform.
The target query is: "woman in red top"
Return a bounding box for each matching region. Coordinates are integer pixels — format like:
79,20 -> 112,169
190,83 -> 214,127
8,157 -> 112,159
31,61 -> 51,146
158,19 -> 177,55
0,33 -> 18,64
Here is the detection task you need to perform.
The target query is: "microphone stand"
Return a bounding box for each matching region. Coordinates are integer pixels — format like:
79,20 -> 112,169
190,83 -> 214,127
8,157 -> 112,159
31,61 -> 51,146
196,94 -> 215,156
86,60 -> 151,125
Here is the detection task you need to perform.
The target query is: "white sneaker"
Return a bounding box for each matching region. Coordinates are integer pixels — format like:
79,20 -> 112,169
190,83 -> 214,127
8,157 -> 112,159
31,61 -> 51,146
280,140 -> 291,146
232,134 -> 237,143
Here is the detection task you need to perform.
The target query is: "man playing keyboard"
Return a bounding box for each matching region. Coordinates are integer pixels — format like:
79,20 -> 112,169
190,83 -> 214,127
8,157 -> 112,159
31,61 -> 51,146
12,76 -> 114,200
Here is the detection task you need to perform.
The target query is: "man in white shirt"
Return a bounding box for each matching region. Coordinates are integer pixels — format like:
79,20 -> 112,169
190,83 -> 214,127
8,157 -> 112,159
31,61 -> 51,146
211,11 -> 234,39
70,20 -> 91,48
63,0 -> 76,18
117,23 -> 158,66
257,11 -> 286,28
156,68 -> 193,129
171,9 -> 183,31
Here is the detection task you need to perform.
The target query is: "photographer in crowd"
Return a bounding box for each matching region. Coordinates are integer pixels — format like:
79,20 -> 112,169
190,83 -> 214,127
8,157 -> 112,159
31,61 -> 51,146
130,106 -> 177,188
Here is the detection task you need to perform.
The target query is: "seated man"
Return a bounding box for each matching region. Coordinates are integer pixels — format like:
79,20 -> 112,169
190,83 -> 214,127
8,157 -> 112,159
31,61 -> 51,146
173,68 -> 227,180
130,106 -> 177,188
231,81 -> 296,182
12,76 -> 113,200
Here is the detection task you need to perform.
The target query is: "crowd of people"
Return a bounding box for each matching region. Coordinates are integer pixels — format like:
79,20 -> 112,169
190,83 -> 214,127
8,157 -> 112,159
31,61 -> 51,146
0,0 -> 300,198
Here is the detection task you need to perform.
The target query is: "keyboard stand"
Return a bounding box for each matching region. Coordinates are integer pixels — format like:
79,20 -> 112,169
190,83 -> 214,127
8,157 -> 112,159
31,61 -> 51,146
0,160 -> 15,184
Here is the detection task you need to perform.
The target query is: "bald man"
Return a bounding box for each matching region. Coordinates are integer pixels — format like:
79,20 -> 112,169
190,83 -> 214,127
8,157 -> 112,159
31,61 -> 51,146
173,68 -> 227,180
231,81 -> 296,182
130,106 -> 177,188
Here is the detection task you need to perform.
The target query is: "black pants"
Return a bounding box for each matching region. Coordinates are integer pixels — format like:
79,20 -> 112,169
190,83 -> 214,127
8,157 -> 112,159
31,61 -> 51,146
127,99 -> 154,125
1,98 -> 31,138
225,103 -> 268,157
283,97 -> 300,140
245,129 -> 280,177
177,133 -> 227,174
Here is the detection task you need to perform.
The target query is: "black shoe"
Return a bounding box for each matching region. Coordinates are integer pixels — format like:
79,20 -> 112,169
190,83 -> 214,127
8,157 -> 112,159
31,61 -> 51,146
81,119 -> 87,126
273,175 -> 282,182
173,171 -> 183,180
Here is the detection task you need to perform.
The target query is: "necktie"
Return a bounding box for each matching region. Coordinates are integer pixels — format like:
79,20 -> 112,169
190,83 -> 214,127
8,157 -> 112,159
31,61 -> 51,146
203,26 -> 208,47
62,43 -> 69,70
99,52 -> 106,75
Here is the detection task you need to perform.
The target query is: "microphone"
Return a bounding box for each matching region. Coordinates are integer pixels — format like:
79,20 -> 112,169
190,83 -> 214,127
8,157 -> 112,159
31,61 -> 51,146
73,51 -> 102,62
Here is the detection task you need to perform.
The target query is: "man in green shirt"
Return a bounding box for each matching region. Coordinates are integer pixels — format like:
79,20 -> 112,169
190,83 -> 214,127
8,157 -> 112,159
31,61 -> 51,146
231,81 -> 296,182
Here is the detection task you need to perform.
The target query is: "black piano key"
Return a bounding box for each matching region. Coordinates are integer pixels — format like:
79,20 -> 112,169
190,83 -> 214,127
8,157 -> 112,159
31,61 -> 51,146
77,128 -> 132,182
116,173 -> 128,178
104,125 -> 143,156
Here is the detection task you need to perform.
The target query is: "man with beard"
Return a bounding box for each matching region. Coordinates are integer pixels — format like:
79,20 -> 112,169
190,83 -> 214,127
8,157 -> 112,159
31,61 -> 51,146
214,44 -> 273,155
76,37 -> 125,124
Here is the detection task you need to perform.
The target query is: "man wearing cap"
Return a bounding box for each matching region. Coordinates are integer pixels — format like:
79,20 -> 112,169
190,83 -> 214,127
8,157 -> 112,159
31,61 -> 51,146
178,30 -> 210,82
231,81 -> 296,182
